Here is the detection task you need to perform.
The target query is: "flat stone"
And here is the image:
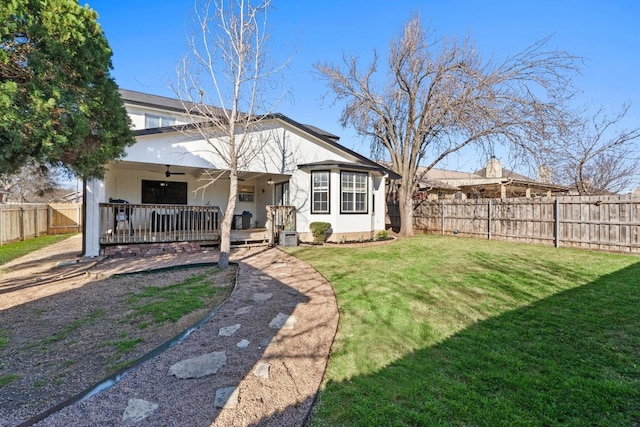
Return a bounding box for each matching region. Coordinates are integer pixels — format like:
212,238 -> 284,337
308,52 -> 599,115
215,386 -> 240,408
168,351 -> 227,379
237,339 -> 250,348
253,362 -> 270,379
235,306 -> 253,315
252,292 -> 273,303
218,324 -> 241,336
122,398 -> 158,423
269,312 -> 297,330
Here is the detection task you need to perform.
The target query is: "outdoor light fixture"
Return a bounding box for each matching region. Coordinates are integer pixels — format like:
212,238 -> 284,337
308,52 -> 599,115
267,177 -> 273,185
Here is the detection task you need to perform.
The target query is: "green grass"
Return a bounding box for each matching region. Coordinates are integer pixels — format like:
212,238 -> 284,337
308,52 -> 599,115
289,235 -> 640,426
0,330 -> 8,349
126,268 -> 224,323
0,373 -> 19,388
0,233 -> 77,267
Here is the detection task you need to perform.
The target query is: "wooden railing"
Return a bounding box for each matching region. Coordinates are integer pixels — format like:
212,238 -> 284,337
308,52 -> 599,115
100,203 -> 221,245
265,205 -> 296,245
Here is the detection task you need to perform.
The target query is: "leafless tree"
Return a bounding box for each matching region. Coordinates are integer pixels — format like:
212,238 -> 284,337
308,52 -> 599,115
0,161 -> 64,203
315,15 -> 580,236
174,0 -> 286,267
538,104 -> 640,195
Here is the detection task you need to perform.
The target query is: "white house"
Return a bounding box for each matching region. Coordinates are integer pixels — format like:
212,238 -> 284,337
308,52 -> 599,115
83,89 -> 398,257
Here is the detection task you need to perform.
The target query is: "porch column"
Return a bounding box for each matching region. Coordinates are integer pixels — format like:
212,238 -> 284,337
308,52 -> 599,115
500,184 -> 507,199
525,188 -> 531,198
83,179 -> 105,257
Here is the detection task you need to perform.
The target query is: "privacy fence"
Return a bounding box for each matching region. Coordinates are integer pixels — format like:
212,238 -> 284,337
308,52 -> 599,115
0,203 -> 82,245
387,195 -> 640,253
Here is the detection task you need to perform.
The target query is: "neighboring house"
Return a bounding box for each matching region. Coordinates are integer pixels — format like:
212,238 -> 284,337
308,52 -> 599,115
83,89 -> 398,257
411,157 -> 569,200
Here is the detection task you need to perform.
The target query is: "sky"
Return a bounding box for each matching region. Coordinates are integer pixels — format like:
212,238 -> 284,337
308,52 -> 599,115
86,0 -> 640,175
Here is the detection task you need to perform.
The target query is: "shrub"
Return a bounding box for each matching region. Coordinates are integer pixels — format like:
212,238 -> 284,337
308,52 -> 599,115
309,222 -> 331,243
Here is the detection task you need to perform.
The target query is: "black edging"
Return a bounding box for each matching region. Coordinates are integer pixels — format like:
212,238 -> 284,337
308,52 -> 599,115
17,261 -> 240,427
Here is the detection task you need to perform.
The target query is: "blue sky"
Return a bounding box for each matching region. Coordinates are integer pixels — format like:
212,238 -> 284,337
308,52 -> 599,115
86,0 -> 640,174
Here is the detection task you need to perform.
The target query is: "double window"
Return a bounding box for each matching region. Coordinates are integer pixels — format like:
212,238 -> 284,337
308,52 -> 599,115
341,171 -> 368,213
311,170 -> 369,214
311,171 -> 330,214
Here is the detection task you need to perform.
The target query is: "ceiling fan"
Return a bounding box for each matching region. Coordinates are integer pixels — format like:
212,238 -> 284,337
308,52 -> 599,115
164,165 -> 186,178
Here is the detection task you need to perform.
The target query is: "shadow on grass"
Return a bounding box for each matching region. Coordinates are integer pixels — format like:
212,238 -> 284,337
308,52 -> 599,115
311,261 -> 640,426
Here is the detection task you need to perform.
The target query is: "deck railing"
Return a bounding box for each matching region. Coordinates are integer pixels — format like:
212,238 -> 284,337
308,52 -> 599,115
265,205 -> 296,245
100,203 -> 221,244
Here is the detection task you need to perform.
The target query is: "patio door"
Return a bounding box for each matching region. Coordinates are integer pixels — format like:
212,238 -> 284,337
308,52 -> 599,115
274,181 -> 290,206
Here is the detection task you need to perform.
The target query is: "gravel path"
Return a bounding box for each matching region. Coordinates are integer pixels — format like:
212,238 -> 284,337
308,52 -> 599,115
0,237 -> 338,427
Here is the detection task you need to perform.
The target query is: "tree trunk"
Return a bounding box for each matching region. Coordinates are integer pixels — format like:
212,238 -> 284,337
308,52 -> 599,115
218,172 -> 239,269
397,185 -> 415,237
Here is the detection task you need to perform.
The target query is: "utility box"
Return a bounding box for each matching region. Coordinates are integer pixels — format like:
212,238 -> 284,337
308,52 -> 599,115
279,231 -> 298,247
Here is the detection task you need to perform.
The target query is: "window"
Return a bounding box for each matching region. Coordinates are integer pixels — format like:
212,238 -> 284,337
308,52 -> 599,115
145,114 -> 176,129
238,185 -> 255,202
341,171 -> 368,213
311,171 -> 330,214
142,180 -> 187,204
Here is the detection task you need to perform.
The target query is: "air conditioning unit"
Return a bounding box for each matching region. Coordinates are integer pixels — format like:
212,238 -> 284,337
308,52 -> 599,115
279,231 -> 298,247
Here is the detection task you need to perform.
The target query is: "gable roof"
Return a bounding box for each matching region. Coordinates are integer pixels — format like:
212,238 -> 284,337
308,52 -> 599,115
119,88 -> 399,180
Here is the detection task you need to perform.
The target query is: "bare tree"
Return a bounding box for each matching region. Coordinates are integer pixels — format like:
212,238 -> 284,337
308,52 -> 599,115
315,15 -> 580,236
538,104 -> 640,195
0,161 -> 63,203
174,0 -> 285,268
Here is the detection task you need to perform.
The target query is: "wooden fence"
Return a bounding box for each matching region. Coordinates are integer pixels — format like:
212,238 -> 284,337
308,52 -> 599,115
387,195 -> 640,253
0,203 -> 82,245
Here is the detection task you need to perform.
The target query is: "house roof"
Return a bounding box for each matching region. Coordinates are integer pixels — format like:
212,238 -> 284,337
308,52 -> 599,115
120,89 -> 400,180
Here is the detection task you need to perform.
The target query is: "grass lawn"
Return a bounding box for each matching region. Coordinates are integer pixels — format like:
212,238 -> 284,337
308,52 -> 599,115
0,233 -> 77,266
288,235 -> 640,427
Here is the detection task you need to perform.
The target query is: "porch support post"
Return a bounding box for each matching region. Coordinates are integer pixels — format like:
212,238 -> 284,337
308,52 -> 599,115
84,179 -> 104,257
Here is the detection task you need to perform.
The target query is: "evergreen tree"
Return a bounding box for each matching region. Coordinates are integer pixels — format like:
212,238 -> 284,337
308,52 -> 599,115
0,0 -> 134,179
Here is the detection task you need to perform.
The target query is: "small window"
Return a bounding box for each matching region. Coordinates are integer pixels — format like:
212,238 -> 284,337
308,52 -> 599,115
311,171 -> 330,214
341,171 -> 368,213
145,114 -> 176,128
238,185 -> 255,202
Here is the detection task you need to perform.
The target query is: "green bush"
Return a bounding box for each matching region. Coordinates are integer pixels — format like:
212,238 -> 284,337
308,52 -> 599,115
309,222 -> 331,243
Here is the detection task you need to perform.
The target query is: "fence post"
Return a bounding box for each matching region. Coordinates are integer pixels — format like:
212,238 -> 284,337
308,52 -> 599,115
34,206 -> 40,237
554,198 -> 560,248
488,199 -> 492,240
19,207 -> 25,241
441,200 -> 445,235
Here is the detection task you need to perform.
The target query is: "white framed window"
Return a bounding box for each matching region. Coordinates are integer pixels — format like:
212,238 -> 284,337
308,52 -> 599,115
341,171 -> 368,213
145,114 -> 176,128
311,171 -> 330,214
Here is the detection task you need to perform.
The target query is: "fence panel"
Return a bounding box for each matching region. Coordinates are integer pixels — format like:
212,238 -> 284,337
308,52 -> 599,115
388,195 -> 640,253
0,203 -> 82,244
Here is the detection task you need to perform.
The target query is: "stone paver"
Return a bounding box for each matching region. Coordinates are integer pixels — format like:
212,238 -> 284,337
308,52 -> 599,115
168,351 -> 227,379
253,362 -> 270,379
269,312 -> 297,330
122,398 -> 159,423
218,324 -> 241,336
214,386 -> 240,409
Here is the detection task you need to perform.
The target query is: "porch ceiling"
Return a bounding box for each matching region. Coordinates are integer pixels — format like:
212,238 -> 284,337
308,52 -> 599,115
108,161 -> 290,182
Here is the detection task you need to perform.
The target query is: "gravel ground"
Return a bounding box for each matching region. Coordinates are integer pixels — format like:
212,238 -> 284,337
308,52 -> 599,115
0,236 -> 338,427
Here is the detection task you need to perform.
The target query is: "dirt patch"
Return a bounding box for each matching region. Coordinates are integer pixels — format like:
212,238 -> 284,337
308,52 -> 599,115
0,262 -> 235,422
